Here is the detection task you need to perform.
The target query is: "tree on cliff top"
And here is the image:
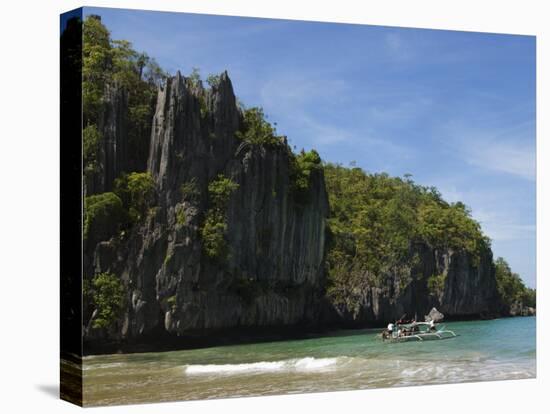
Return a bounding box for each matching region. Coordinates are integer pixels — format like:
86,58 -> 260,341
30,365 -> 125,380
83,15 -> 168,177
236,107 -> 282,147
83,15 -> 112,126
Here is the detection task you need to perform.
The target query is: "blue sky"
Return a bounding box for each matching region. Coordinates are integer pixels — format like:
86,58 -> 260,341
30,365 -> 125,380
83,7 -> 536,288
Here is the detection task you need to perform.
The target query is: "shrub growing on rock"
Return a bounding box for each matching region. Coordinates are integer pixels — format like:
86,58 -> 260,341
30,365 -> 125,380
180,178 -> 200,201
84,192 -> 126,244
89,272 -> 125,329
83,124 -> 101,175
236,107 -> 281,147
200,216 -> 228,259
200,174 -> 239,259
290,149 -> 322,203
114,172 -> 155,222
427,273 -> 446,296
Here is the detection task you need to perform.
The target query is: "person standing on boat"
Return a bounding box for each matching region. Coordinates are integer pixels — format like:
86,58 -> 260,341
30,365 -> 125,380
429,319 -> 436,331
387,323 -> 394,337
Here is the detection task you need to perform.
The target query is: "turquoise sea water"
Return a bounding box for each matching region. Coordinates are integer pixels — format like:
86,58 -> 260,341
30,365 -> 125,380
82,317 -> 536,406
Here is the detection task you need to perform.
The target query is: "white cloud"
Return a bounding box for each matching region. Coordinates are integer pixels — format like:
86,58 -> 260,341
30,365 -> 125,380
474,208 -> 535,242
466,138 -> 535,181
259,74 -> 350,109
439,120 -> 535,181
429,177 -> 535,246
486,223 -> 536,242
367,97 -> 433,123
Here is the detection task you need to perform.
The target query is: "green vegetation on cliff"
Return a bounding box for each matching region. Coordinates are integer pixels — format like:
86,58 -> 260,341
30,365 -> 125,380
201,174 -> 239,259
290,149 -> 323,203
83,124 -> 101,175
324,164 -> 490,310
236,107 -> 281,147
84,192 -> 126,244
80,15 -> 533,330
427,273 -> 446,296
235,106 -> 322,202
82,15 -> 111,125
180,178 -> 200,202
495,257 -> 536,308
84,173 -> 155,247
85,272 -> 125,329
82,15 -> 161,245
114,172 -> 155,223
83,14 -> 167,180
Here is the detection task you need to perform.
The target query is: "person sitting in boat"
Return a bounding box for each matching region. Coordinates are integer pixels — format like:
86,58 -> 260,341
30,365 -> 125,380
397,315 -> 408,324
382,323 -> 394,340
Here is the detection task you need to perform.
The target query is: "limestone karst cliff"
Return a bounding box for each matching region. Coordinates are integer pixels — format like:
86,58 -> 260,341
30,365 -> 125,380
84,72 -> 329,348
82,71 -> 509,352
324,242 -> 503,326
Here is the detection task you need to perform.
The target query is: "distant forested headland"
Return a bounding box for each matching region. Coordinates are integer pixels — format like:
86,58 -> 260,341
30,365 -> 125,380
67,15 -> 535,353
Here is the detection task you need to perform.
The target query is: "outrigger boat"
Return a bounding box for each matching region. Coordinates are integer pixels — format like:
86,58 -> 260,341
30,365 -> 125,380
382,321 -> 457,343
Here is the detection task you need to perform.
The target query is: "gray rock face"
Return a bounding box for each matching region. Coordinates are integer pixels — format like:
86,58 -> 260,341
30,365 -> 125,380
86,72 -> 329,342
101,84 -> 128,192
328,242 -> 502,325
425,307 -> 444,322
438,247 -> 501,317
510,302 -> 536,317
85,83 -> 128,195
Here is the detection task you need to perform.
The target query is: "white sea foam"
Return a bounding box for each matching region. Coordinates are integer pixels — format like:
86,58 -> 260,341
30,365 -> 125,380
295,357 -> 340,369
397,359 -> 535,386
184,357 -> 342,375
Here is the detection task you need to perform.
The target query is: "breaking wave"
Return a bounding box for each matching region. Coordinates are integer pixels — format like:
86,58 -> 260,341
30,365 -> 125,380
184,357 -> 344,375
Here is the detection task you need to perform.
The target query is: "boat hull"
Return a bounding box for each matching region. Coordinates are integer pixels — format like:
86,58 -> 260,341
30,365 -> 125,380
385,330 -> 457,343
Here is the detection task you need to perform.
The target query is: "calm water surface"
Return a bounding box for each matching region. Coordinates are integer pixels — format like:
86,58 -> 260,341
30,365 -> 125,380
82,317 -> 536,405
